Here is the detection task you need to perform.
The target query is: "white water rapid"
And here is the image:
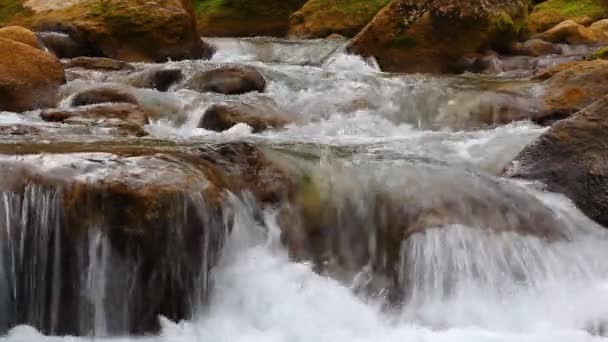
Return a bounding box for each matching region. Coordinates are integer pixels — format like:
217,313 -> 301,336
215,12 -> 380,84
2,37 -> 608,342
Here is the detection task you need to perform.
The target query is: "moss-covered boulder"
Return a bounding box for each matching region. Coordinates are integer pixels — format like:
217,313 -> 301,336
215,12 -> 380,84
348,0 -> 527,73
0,38 -> 65,112
0,26 -> 41,49
195,0 -> 307,37
288,0 -> 389,38
19,0 -> 212,62
527,0 -> 608,34
533,19 -> 608,44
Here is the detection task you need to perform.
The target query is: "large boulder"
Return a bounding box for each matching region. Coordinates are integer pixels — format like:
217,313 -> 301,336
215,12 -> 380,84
0,38 -> 65,112
348,0 -> 527,73
25,0 -> 213,62
199,99 -> 293,133
288,0 -> 389,38
505,96 -> 608,228
526,0 -> 608,34
533,20 -> 608,45
195,0 -> 307,37
183,66 -> 266,95
0,26 -> 41,49
540,59 -> 608,116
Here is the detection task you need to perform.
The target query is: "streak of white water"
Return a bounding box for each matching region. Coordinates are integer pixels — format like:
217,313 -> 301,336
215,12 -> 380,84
1,38 -> 608,342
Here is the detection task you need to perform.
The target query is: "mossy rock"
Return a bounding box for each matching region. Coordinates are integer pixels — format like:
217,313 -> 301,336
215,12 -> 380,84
195,0 -> 307,37
0,0 -> 33,24
288,0 -> 390,38
590,46 -> 608,59
527,0 -> 608,33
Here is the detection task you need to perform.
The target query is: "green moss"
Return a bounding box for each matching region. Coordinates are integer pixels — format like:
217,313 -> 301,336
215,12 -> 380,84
195,0 -> 305,17
0,0 -> 33,24
298,0 -> 389,18
591,46 -> 608,60
533,0 -> 608,20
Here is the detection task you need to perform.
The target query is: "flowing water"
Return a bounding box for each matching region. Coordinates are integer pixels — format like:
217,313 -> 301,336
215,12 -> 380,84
1,37 -> 608,341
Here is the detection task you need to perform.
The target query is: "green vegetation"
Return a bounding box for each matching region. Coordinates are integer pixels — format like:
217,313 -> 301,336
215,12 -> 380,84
591,46 -> 608,60
195,0 -> 305,17
0,0 -> 33,24
296,0 -> 389,18
534,0 -> 608,19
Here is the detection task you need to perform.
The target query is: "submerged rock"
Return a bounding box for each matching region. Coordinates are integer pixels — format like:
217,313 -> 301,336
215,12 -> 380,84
505,96 -> 608,228
183,66 -> 266,95
41,103 -> 149,126
0,38 -> 65,112
288,0 -> 389,38
63,57 -> 134,71
0,26 -> 42,49
199,99 -> 293,133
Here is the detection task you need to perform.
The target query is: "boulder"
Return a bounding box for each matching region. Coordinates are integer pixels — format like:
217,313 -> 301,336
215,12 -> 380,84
0,26 -> 42,49
40,103 -> 149,126
288,0 -> 389,38
70,87 -> 138,107
36,30 -> 99,59
505,96 -> 608,228
533,20 -> 608,45
590,19 -> 608,34
541,59 -> 608,116
125,67 -> 183,91
28,0 -> 213,62
348,0 -> 528,73
63,57 -> 134,71
0,38 -> 65,112
199,99 -> 293,133
510,39 -> 562,57
196,0 -> 306,37
183,66 -> 266,95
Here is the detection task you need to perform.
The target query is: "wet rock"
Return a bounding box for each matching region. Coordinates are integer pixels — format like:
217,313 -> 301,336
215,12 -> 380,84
510,39 -> 562,57
541,59 -> 608,116
278,162 -> 570,296
0,38 -> 65,112
199,99 -> 292,133
29,0 -> 213,62
70,87 -> 138,107
348,0 -> 528,73
0,26 -> 42,49
533,20 -> 608,45
183,66 -> 266,95
590,19 -> 608,34
589,46 -> 608,60
288,0 -> 389,38
526,0 -> 608,34
505,96 -> 608,228
41,103 -> 149,126
63,57 -> 134,71
36,31 -> 97,59
126,67 -> 183,92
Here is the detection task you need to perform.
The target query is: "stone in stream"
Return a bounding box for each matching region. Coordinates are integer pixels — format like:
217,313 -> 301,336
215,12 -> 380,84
70,87 -> 139,107
63,57 -> 134,71
199,99 -> 293,133
41,103 -> 150,126
277,160 -> 572,302
533,20 -> 608,45
505,96 -> 608,228
0,26 -> 42,49
509,39 -> 563,57
0,38 -> 66,112
0,138 -> 296,336
36,31 -> 99,59
125,67 -> 183,92
183,66 -> 267,95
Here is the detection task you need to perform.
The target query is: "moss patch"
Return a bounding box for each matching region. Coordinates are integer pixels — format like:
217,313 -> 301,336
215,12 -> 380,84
195,0 -> 306,36
590,46 -> 608,59
0,0 -> 33,24
528,0 -> 608,33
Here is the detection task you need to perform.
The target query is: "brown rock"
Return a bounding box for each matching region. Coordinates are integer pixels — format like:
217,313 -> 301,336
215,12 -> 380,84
199,99 -> 292,133
533,20 -> 608,45
0,26 -> 42,49
0,38 -> 66,112
510,39 -> 562,57
505,96 -> 608,228
70,87 -> 138,107
183,66 -> 266,95
41,103 -> 149,126
590,19 -> 608,34
63,57 -> 134,71
37,31 -> 99,59
126,67 -> 183,92
542,59 -> 608,116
